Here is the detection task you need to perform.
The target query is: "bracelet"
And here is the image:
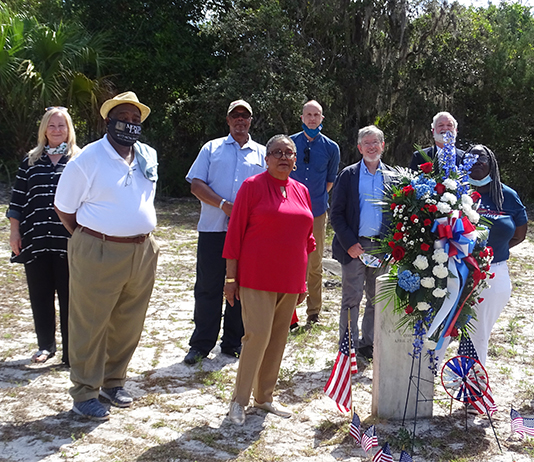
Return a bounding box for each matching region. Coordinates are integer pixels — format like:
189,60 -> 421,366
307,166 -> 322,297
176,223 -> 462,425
219,198 -> 227,209
225,278 -> 236,283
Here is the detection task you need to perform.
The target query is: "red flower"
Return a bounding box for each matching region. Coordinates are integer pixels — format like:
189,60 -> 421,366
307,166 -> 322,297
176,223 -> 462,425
450,327 -> 459,338
393,232 -> 404,241
410,214 -> 419,223
488,246 -> 494,256
420,243 -> 430,251
480,272 -> 487,280
390,203 -> 397,210
428,204 -> 438,213
489,272 -> 496,279
405,305 -> 414,314
435,183 -> 446,195
478,297 -> 485,304
403,185 -> 414,196
396,222 -> 403,230
393,194 -> 397,198
479,249 -> 488,258
388,241 -> 396,249
483,264 -> 490,271
392,245 -> 406,261
424,219 -> 432,226
471,191 -> 482,202
420,162 -> 433,174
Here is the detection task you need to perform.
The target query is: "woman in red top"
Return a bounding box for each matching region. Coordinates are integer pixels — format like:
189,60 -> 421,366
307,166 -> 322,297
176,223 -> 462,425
223,134 -> 315,425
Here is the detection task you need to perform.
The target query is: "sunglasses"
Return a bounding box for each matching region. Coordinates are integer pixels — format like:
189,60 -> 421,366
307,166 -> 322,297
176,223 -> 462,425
45,106 -> 68,113
229,111 -> 251,120
304,147 -> 310,164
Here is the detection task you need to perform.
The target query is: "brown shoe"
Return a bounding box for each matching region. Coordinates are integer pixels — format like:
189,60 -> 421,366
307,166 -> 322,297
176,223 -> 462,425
306,314 -> 319,325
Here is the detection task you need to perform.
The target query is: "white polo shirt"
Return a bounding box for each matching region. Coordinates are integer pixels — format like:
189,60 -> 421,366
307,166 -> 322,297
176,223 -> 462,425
55,135 -> 157,236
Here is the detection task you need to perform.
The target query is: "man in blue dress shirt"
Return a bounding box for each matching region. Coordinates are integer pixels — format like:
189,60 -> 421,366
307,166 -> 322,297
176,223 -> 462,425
184,100 -> 266,364
330,125 -> 394,360
290,100 -> 340,325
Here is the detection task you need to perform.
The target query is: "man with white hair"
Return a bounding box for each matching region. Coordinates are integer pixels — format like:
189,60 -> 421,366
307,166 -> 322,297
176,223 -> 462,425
409,111 -> 464,170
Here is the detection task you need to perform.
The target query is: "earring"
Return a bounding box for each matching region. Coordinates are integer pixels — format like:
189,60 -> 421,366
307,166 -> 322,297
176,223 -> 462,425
293,164 -> 297,171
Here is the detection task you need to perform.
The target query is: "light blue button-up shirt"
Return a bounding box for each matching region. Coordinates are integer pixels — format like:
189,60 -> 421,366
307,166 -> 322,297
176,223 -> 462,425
358,160 -> 384,237
186,134 -> 266,232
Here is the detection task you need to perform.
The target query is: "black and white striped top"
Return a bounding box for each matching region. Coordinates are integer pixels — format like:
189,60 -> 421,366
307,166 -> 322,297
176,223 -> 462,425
6,154 -> 71,264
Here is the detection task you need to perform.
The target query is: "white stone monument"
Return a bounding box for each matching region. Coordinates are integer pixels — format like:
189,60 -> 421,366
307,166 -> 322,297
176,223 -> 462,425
372,275 -> 434,420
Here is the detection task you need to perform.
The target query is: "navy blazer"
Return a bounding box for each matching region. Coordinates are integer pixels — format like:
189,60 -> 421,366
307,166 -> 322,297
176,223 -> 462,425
409,145 -> 464,171
330,161 -> 396,265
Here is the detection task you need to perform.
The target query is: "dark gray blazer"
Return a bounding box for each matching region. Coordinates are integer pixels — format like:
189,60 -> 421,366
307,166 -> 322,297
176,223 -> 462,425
409,145 -> 465,171
330,161 -> 396,265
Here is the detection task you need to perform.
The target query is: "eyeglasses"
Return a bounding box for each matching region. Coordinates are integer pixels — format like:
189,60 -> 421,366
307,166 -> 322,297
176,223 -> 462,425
361,140 -> 382,148
304,147 -> 310,164
45,106 -> 68,112
268,149 -> 296,159
229,111 -> 251,120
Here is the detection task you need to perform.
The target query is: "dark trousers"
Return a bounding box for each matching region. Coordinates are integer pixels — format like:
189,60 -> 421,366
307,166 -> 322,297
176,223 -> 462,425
189,232 -> 243,355
24,253 -> 69,363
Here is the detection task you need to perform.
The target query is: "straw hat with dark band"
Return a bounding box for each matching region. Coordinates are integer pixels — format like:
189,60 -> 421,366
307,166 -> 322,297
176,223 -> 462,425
100,91 -> 151,122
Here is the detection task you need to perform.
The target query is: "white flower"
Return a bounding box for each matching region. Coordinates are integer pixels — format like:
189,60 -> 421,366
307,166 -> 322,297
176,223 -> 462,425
421,227 -> 425,233
404,216 -> 408,221
432,288 -> 448,298
416,302 -> 431,311
413,255 -> 429,270
463,207 -> 480,224
437,202 -> 451,214
432,249 -> 448,264
432,264 -> 449,278
461,194 -> 473,207
443,179 -> 457,190
409,240 -> 414,246
442,192 -> 458,204
421,277 -> 435,288
401,226 -> 406,232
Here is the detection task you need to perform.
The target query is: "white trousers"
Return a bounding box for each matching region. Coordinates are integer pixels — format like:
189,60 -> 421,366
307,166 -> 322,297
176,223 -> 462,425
435,261 -> 511,366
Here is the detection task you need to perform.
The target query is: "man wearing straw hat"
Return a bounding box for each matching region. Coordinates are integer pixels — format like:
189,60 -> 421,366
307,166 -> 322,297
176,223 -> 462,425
330,125 -> 394,361
55,91 -> 159,420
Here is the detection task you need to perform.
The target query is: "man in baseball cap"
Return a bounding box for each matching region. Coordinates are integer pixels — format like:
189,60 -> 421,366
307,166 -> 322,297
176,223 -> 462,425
183,99 -> 266,364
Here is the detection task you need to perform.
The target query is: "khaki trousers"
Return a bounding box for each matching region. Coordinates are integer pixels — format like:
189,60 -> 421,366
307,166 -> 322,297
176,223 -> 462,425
306,212 -> 326,316
232,287 -> 298,406
68,228 -> 159,401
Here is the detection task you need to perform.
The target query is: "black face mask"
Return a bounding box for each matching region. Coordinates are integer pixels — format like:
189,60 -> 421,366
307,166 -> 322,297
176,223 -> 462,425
107,118 -> 142,146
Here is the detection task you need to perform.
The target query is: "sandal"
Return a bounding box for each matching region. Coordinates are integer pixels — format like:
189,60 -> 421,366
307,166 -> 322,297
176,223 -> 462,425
31,350 -> 55,364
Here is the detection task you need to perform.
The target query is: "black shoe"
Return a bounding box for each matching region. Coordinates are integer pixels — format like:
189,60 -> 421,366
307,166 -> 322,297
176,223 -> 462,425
358,345 -> 373,360
289,322 -> 299,331
184,349 -> 207,365
306,314 -> 319,325
221,345 -> 241,358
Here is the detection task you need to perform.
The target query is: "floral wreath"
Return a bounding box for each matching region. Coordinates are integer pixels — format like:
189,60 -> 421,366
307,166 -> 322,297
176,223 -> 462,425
378,132 -> 494,373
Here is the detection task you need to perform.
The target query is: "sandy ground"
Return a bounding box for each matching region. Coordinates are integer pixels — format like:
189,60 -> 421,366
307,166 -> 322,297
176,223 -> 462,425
1,191 -> 534,462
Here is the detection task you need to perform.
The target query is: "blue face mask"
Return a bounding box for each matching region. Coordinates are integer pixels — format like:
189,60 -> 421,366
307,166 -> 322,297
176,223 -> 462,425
468,174 -> 492,187
302,123 -> 322,139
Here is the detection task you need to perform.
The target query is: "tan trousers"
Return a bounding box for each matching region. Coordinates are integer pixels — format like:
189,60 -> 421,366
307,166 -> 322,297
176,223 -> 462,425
232,287 -> 298,406
68,227 -> 159,401
306,212 -> 326,317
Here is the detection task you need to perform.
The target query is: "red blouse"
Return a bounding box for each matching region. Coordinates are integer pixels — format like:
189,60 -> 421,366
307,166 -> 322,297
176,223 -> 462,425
223,170 -> 315,293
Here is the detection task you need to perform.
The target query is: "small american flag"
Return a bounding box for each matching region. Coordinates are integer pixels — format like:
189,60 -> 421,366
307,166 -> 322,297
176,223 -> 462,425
399,450 -> 413,462
324,328 -> 356,412
456,335 -> 497,416
349,412 -> 361,443
511,408 -> 534,438
361,425 -> 378,452
372,442 -> 393,462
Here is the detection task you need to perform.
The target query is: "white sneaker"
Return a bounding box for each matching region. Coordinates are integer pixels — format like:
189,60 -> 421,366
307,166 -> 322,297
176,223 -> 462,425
253,400 -> 291,418
229,401 -> 245,425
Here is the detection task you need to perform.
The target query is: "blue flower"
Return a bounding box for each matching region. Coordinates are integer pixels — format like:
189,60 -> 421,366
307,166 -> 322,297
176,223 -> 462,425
457,150 -> 479,195
398,270 -> 421,293
411,176 -> 437,199
440,131 -> 458,180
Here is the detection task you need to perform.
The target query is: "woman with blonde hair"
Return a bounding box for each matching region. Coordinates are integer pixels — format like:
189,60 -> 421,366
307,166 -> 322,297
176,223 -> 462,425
7,106 -> 80,365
